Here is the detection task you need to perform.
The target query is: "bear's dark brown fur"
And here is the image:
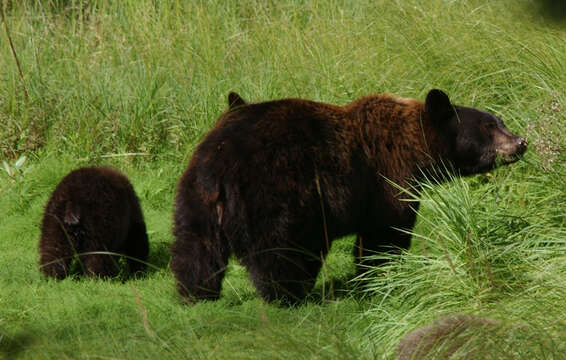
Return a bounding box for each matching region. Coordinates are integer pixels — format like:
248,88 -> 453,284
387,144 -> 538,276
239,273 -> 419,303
39,166 -> 149,279
171,89 -> 527,303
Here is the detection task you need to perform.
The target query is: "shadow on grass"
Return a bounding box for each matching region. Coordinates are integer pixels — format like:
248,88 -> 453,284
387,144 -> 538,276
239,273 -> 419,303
126,240 -> 172,280
219,275 -> 363,307
0,331 -> 36,359
145,241 -> 172,274
308,276 -> 365,304
61,241 -> 171,281
535,0 -> 566,23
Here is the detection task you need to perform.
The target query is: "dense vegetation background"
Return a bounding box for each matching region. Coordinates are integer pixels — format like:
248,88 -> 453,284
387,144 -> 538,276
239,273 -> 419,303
1,0 -> 565,358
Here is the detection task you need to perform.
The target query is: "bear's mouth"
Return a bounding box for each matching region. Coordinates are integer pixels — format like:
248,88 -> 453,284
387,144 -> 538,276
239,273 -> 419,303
495,137 -> 528,165
497,145 -> 527,165
500,152 -> 523,164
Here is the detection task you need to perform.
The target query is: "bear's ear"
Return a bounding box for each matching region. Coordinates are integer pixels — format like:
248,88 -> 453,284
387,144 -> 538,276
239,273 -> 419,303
228,92 -> 247,110
425,89 -> 455,124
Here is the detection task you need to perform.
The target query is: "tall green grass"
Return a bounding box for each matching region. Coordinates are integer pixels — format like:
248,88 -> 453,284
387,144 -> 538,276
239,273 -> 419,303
360,166 -> 566,358
1,0 -> 565,358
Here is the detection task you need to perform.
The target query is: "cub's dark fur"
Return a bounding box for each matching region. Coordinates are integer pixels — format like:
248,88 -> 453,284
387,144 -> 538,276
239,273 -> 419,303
39,166 -> 149,279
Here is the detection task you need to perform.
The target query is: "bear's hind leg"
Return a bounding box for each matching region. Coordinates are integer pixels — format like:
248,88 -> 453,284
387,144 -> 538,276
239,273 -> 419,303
39,240 -> 74,279
170,234 -> 229,302
82,251 -> 121,278
245,249 -> 322,305
39,220 -> 75,279
122,220 -> 149,274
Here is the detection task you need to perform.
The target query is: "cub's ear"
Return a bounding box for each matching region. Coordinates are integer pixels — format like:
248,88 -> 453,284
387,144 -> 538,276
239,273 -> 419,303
64,201 -> 80,225
425,89 -> 455,124
228,92 -> 247,110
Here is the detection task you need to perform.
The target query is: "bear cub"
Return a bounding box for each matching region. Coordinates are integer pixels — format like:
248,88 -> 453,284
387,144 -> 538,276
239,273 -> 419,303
39,166 -> 149,279
171,89 -> 527,304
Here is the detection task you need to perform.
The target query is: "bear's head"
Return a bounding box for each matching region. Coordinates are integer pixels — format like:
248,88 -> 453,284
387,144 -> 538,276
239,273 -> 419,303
425,89 -> 528,176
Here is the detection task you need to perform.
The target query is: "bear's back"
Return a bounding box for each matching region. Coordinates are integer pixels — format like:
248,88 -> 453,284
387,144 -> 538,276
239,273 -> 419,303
43,167 -> 135,237
47,167 -> 132,210
186,99 -> 347,181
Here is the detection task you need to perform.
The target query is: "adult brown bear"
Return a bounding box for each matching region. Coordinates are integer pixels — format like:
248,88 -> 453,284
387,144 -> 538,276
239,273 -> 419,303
172,89 -> 527,304
39,166 -> 149,279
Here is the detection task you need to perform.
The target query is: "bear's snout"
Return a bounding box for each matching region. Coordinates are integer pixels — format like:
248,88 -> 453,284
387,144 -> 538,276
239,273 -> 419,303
516,137 -> 528,155
497,135 -> 528,164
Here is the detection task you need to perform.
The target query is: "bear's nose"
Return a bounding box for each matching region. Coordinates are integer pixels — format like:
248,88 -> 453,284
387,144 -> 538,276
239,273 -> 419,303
516,137 -> 528,154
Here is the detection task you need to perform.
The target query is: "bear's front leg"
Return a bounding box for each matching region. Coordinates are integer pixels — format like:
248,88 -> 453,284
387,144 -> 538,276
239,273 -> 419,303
355,204 -> 417,274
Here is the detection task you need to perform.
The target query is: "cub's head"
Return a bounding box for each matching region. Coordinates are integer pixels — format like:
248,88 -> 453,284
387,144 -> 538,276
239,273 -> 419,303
425,89 -> 528,175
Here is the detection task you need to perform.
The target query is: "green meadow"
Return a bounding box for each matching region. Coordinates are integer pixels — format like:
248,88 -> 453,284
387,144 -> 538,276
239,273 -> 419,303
1,0 -> 565,358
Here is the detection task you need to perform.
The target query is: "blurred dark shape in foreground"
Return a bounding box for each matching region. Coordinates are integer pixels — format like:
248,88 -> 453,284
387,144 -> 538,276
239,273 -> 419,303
537,0 -> 566,22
